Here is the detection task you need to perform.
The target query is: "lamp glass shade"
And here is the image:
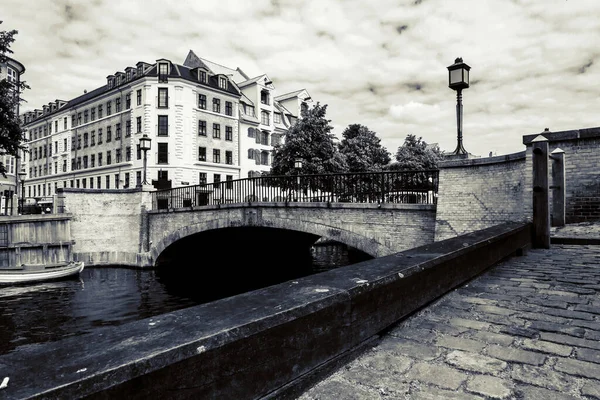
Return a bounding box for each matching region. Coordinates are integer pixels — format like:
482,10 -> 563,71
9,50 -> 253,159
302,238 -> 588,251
464,69 -> 469,85
18,170 -> 27,179
294,159 -> 303,169
450,69 -> 463,86
139,134 -> 151,151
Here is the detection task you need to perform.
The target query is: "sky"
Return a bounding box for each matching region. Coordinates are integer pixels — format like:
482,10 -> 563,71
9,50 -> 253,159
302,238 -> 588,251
1,0 -> 600,158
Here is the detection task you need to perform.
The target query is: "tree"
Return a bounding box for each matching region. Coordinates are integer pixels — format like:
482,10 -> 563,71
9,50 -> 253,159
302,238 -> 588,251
271,103 -> 347,176
338,124 -> 390,172
389,134 -> 443,171
0,21 -> 28,176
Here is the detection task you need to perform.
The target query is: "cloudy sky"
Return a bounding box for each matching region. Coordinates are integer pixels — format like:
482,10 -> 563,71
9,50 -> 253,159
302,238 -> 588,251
2,0 -> 599,158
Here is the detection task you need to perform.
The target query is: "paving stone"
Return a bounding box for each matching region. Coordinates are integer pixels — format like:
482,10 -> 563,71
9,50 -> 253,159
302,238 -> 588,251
476,305 -> 515,316
445,350 -> 507,374
298,377 -> 382,400
389,327 -> 437,343
469,330 -> 515,346
582,380 -> 600,399
545,295 -> 590,305
573,304 -> 600,314
357,351 -> 412,374
436,336 -> 487,352
459,296 -> 497,305
585,330 -> 600,341
528,321 -> 586,337
486,345 -> 546,365
478,293 -> 521,302
518,311 -> 571,324
570,319 -> 600,331
545,308 -> 596,321
554,285 -> 597,295
511,364 -> 573,391
523,297 -> 569,309
575,347 -> 600,364
540,332 -> 600,350
342,364 -> 409,394
405,361 -> 468,391
409,387 -> 484,400
376,337 -> 441,361
499,326 -> 538,338
413,321 -> 467,336
514,384 -> 579,400
466,375 -> 513,399
519,282 -> 551,289
520,339 -> 573,357
448,317 -> 490,331
554,357 -> 600,380
539,289 -> 581,297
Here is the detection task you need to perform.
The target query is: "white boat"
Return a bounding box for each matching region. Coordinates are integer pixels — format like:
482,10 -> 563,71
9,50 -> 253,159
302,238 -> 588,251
0,261 -> 85,284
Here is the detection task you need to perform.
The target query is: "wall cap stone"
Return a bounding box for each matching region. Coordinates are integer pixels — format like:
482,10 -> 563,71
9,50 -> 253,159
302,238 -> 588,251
523,126 -> 600,145
440,151 -> 526,168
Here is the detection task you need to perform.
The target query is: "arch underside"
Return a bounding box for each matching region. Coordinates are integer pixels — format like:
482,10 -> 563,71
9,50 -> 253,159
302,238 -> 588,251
151,217 -> 393,262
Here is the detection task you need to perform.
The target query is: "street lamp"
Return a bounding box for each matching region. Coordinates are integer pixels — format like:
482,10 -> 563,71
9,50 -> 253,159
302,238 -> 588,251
447,57 -> 471,158
294,158 -> 302,201
18,169 -> 26,214
139,134 -> 151,185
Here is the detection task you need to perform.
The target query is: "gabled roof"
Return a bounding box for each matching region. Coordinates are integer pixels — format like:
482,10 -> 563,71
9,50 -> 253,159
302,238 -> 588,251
237,74 -> 274,89
183,50 -> 249,83
274,89 -> 310,102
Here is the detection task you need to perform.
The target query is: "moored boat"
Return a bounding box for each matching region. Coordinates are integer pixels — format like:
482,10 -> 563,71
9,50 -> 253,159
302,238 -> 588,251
0,262 -> 85,284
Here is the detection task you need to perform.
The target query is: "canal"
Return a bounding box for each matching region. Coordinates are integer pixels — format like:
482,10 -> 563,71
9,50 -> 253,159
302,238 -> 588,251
0,242 -> 371,356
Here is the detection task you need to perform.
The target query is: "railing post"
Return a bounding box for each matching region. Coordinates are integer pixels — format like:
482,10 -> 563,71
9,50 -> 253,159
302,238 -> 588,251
532,135 -> 550,249
550,148 -> 566,227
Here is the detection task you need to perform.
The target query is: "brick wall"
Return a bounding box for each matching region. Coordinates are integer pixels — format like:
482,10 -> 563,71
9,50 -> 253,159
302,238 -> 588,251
58,188 -> 152,266
435,152 -> 529,241
523,127 -> 600,223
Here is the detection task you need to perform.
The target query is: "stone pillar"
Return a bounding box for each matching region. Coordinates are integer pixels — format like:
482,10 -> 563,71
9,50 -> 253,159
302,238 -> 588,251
550,148 -> 566,227
532,135 -> 550,249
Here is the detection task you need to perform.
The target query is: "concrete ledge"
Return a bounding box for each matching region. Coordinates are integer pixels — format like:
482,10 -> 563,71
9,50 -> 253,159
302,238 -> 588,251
522,126 -> 600,144
0,214 -> 72,222
440,151 -> 526,168
0,222 -> 531,400
551,236 -> 600,245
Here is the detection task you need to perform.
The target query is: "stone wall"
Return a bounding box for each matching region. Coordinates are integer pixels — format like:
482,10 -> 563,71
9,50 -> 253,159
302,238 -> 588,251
58,188 -> 152,266
435,151 -> 529,241
148,202 -> 437,261
523,127 -> 600,223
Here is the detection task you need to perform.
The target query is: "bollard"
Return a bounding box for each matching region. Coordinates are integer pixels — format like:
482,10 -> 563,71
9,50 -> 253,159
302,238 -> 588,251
532,135 -> 550,248
550,148 -> 566,227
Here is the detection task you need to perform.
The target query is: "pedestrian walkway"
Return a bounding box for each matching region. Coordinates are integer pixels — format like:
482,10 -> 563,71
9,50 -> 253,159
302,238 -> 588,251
298,243 -> 600,399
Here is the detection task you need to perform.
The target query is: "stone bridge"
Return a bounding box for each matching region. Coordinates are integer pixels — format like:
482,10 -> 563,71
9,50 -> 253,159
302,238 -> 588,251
147,202 -> 437,263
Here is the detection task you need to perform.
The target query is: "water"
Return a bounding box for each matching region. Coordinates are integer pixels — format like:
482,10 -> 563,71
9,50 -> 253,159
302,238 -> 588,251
0,242 -> 371,356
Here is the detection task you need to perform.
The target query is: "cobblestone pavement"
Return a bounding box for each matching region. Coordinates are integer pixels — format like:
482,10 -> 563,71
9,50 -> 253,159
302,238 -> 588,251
298,245 -> 600,400
551,221 -> 600,239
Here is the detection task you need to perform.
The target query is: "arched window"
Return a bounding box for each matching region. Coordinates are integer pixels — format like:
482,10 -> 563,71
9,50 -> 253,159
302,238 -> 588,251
248,127 -> 255,138
248,149 -> 254,160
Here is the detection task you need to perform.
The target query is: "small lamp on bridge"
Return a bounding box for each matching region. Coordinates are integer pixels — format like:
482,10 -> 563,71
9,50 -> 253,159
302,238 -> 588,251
447,57 -> 471,159
294,159 -> 303,171
139,134 -> 152,185
18,169 -> 26,214
294,159 -> 303,202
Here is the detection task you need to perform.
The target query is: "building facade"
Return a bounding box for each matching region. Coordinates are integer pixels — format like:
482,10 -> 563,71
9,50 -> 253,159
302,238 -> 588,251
21,52 -> 311,208
0,55 -> 26,214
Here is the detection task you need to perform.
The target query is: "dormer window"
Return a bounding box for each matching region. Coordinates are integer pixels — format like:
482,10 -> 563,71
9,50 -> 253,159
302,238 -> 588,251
107,77 -> 114,89
199,70 -> 207,83
158,63 -> 169,82
260,90 -> 270,105
126,70 -> 131,81
301,101 -> 309,115
219,76 -> 227,89
137,65 -> 143,76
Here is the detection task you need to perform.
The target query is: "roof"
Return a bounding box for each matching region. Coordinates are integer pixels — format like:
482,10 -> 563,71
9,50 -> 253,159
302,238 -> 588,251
274,89 -> 309,102
183,50 -> 249,83
2,55 -> 26,74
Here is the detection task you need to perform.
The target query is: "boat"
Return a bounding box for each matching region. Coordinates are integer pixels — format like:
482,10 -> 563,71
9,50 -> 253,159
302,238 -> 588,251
0,261 -> 85,284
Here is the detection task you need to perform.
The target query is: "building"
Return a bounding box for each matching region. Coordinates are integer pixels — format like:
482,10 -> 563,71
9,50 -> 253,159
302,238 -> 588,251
0,55 -> 26,214
20,52 -> 312,208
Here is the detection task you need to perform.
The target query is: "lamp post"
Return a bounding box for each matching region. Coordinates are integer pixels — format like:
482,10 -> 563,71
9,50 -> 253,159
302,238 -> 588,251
139,134 -> 151,185
294,158 -> 302,201
18,169 -> 26,214
447,57 -> 471,158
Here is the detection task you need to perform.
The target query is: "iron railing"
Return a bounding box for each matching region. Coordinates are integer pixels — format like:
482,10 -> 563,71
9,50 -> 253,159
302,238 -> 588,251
151,170 -> 438,211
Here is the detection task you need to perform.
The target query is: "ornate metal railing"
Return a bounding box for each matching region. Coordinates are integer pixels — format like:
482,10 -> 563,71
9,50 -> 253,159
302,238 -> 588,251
150,170 -> 439,211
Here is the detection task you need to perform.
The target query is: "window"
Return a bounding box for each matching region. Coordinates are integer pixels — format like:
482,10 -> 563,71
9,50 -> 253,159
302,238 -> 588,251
107,150 -> 111,165
225,101 -> 232,116
84,132 -> 88,147
115,174 -> 120,189
115,98 -> 121,113
158,115 -> 168,136
90,177 -> 93,189
125,93 -> 131,109
136,171 -> 141,187
77,134 -> 82,149
158,143 -> 168,164
301,102 -> 309,114
116,149 -> 122,163
91,108 -> 95,121
226,175 -> 233,189
82,178 -> 86,189
199,70 -> 206,83
98,128 -> 103,144
91,131 -> 95,146
77,113 -> 82,125
115,123 -> 121,140
212,98 -> 220,113
199,172 -> 207,185
97,176 -> 101,189
198,94 -> 206,109
261,151 -> 269,166
274,112 -> 281,124
158,88 -> 168,108
248,148 -> 254,159
55,120 -> 58,132
158,170 -> 168,181
198,147 -> 206,161
261,90 -> 270,105
76,157 -> 81,169
248,127 -> 255,138
261,110 -> 270,125
226,150 -> 232,165
198,120 -> 206,136
62,160 -> 66,172
137,89 -> 142,106
124,172 -> 130,188
125,146 -> 131,161
83,156 -> 88,169
107,101 -> 112,115
219,76 -> 227,89
125,120 -> 131,137
158,63 -> 169,82
98,153 -> 103,166
213,149 -> 220,163
72,115 -> 76,127
84,110 -> 88,123
212,123 -> 220,139
98,105 -> 103,118
106,175 -> 110,189
213,174 -> 221,188
136,144 -> 141,160
225,126 -> 232,141
91,154 -> 95,168
136,116 -> 142,133
64,117 -> 67,130
261,131 -> 269,145
64,138 -> 67,151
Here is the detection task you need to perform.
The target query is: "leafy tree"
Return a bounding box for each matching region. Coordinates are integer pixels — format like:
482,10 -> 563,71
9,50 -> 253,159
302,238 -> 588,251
0,21 -> 28,176
389,134 -> 443,171
338,124 -> 390,172
271,102 -> 347,176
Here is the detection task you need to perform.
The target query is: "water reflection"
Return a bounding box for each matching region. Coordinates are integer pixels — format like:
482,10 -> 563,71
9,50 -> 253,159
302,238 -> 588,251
0,242 -> 371,355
